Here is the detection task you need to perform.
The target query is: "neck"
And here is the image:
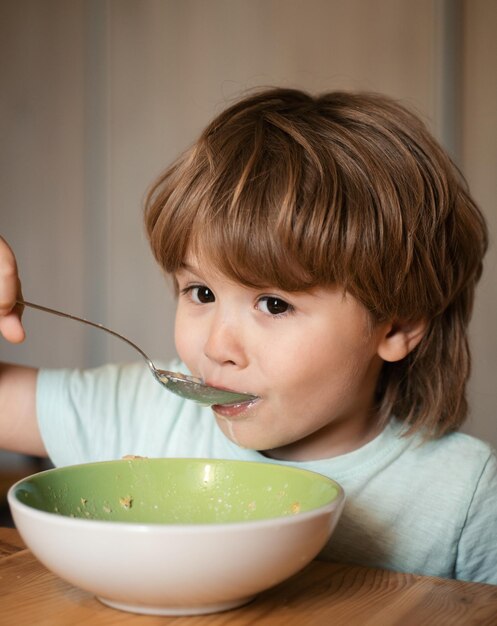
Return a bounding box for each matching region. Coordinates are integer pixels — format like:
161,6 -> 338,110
262,411 -> 384,462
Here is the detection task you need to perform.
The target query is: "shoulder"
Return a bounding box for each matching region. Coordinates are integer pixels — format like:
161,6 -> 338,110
37,359 -> 216,465
38,360 -> 151,391
359,423 -> 497,519
412,429 -> 495,469
38,357 -> 188,397
400,428 -> 496,490
391,418 -> 494,467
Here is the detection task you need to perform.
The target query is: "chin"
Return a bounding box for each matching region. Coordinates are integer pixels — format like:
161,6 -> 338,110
215,416 -> 269,451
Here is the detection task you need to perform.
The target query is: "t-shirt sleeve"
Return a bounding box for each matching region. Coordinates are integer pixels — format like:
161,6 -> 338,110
455,449 -> 497,584
36,361 -> 189,466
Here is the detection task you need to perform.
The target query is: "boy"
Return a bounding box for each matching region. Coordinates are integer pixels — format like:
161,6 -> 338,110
1,88 -> 496,583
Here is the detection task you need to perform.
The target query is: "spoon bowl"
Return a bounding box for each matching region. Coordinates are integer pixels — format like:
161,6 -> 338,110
18,299 -> 257,406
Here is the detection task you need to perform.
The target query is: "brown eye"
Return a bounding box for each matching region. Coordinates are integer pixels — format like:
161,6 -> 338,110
192,286 -> 215,304
258,297 -> 291,316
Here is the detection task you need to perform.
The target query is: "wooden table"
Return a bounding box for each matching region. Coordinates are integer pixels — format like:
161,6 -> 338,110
1,527 -> 496,625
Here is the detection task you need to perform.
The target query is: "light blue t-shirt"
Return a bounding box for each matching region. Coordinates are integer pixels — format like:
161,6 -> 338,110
36,360 -> 497,585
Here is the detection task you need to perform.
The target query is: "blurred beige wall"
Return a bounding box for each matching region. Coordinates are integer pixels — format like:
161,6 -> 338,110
461,0 -> 497,445
1,0 -> 495,448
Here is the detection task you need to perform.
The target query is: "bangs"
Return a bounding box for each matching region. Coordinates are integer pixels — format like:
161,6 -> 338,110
187,213 -> 320,293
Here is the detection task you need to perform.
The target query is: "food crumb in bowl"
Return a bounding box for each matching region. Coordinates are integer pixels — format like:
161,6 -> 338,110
80,498 -> 87,506
122,454 -> 147,460
247,501 -> 257,512
290,502 -> 301,514
119,495 -> 133,510
103,505 -> 112,514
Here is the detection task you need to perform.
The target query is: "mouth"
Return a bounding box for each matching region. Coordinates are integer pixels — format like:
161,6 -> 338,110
211,397 -> 259,418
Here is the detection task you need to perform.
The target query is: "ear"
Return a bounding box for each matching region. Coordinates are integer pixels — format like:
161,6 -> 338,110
377,319 -> 427,363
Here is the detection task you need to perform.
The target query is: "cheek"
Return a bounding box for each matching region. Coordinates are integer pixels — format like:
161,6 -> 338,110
174,308 -> 195,362
267,331 -> 373,397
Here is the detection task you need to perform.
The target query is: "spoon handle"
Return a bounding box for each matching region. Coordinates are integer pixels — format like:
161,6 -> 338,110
18,298 -> 258,405
17,299 -> 154,369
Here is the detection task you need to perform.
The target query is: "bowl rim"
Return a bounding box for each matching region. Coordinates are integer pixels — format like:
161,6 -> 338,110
7,457 -> 345,532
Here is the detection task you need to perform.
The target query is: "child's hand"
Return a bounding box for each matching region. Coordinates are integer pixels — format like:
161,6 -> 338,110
0,236 -> 25,343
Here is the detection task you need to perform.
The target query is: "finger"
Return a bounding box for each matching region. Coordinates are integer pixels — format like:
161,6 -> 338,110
0,312 -> 26,343
0,236 -> 21,315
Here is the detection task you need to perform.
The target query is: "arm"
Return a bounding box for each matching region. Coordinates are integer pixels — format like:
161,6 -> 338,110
0,364 -> 46,456
0,236 -> 47,456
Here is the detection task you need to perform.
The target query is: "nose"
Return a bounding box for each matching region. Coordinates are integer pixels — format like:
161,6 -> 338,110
204,312 -> 248,369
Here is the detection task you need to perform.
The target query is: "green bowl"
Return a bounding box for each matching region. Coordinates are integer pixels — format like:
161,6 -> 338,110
9,458 -> 345,616
13,456 -> 341,523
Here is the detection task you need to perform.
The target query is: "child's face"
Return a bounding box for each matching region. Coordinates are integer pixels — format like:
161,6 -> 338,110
174,254 -> 390,461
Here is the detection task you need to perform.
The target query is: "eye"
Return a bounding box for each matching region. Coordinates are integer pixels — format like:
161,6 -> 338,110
184,285 -> 215,304
257,296 -> 293,316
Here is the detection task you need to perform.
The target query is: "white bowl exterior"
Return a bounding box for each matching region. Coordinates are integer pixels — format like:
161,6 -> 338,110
10,494 -> 344,612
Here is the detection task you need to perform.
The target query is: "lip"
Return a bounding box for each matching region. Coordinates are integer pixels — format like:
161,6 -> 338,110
211,398 -> 259,418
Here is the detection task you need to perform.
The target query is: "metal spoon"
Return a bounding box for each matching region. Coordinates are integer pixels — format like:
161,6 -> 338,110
18,299 -> 257,406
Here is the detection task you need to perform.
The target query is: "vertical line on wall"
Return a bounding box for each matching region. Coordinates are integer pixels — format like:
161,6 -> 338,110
82,0 -> 111,367
434,0 -> 463,165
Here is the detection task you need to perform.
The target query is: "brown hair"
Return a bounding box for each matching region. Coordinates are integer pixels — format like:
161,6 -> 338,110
144,87 -> 488,438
